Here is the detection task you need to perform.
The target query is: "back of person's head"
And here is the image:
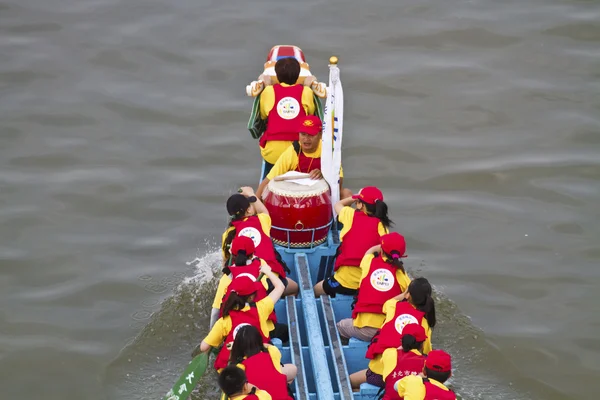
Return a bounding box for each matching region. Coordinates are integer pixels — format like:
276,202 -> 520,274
352,186 -> 394,229
222,277 -> 258,316
400,323 -> 427,352
229,325 -> 266,364
275,58 -> 301,85
218,365 -> 248,397
380,232 -> 407,273
408,277 -> 436,329
424,349 -> 452,383
231,236 -> 256,266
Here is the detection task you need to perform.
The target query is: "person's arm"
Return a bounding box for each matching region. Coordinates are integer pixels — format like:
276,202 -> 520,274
365,244 -> 381,256
301,86 -> 316,115
261,264 -> 285,303
259,86 -> 275,120
256,178 -> 270,200
334,197 -> 354,215
240,186 -> 268,215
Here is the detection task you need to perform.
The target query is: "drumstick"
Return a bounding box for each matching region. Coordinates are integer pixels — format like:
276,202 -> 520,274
273,173 -> 312,182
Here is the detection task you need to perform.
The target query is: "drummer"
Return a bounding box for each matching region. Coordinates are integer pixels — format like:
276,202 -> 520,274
255,115 -> 352,200
259,57 -> 317,178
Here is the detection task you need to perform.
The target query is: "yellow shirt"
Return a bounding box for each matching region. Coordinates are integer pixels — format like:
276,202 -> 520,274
381,299 -> 432,355
266,141 -> 344,180
333,206 -> 389,289
236,344 -> 283,373
353,254 -> 411,329
230,389 -> 272,400
381,348 -> 423,380
203,296 -> 275,347
221,214 -> 272,261
211,265 -> 271,309
396,375 -> 451,400
259,83 -> 316,165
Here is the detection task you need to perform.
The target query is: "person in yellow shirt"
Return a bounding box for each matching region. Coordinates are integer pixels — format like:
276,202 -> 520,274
395,350 -> 456,400
198,264 -> 285,371
258,57 -> 316,178
255,116 -> 351,200
336,233 -> 412,342
218,365 -> 273,400
314,186 -> 392,297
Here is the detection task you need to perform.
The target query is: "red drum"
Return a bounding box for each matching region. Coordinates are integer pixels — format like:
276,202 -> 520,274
263,179 -> 332,248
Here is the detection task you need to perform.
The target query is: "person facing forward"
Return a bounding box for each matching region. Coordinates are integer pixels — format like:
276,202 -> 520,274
394,350 -> 456,400
218,365 -> 273,400
259,57 -> 316,178
336,232 -> 411,343
221,186 -> 298,300
314,186 -> 392,298
255,115 -> 351,200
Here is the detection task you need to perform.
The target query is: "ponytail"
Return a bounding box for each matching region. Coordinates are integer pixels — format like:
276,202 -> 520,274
382,250 -> 406,274
401,334 -> 425,352
362,200 -> 394,230
408,277 -> 436,329
222,214 -> 244,266
222,292 -> 249,317
228,325 -> 266,365
234,250 -> 249,266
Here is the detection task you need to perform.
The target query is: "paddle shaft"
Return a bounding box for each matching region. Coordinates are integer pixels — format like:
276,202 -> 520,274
164,352 -> 208,400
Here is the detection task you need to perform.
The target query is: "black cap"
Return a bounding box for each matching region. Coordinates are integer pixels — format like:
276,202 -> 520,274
226,194 -> 257,216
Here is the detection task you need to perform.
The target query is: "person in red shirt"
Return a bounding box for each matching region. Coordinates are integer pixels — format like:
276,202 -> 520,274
394,350 -> 456,400
218,365 -> 273,400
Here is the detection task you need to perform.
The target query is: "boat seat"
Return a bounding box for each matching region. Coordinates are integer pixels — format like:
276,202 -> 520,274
359,382 -> 382,397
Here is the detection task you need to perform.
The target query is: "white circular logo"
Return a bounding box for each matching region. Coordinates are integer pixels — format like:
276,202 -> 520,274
235,273 -> 257,281
394,315 -> 419,334
232,323 -> 252,339
238,227 -> 261,247
369,268 -> 395,292
276,97 -> 301,120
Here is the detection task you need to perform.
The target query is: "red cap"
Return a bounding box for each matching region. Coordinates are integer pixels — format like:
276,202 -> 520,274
231,236 -> 255,256
352,186 -> 384,205
380,232 -> 407,259
228,276 -> 259,296
401,323 -> 427,342
298,115 -> 322,135
425,350 -> 452,373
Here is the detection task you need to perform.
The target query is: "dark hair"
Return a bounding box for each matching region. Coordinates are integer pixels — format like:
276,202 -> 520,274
275,58 -> 301,85
234,250 -> 250,267
401,334 -> 425,353
424,368 -> 451,384
361,200 -> 394,230
218,365 -> 247,397
222,292 -> 253,317
229,325 -> 267,364
381,250 -> 406,274
408,277 -> 436,329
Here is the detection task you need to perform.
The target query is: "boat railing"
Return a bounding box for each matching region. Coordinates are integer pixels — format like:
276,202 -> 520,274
271,218 -> 334,250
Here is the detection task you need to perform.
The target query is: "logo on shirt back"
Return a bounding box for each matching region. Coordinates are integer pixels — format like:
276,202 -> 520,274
276,97 -> 301,120
238,227 -> 261,247
394,314 -> 419,334
370,268 -> 394,292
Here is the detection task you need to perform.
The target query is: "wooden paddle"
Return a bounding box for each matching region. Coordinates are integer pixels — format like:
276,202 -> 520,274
164,351 -> 208,400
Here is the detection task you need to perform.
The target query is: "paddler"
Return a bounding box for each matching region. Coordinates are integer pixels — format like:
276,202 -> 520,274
221,186 -> 299,297
259,57 -> 317,178
230,325 -> 296,400
197,264 -> 285,371
351,277 -> 437,389
255,115 -> 352,199
218,365 -> 273,400
314,186 -> 393,298
394,350 -> 456,400
211,236 -> 287,343
336,233 -> 411,342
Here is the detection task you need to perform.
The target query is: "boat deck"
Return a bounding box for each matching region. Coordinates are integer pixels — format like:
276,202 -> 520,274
272,232 -> 381,400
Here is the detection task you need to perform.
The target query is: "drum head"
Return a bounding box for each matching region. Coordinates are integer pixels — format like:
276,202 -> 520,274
267,178 -> 330,198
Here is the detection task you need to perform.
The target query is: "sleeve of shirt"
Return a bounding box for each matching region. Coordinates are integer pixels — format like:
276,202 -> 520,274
222,227 -> 234,260
396,270 -> 412,293
382,348 -> 398,380
382,299 -> 398,323
396,375 -> 426,400
212,275 -> 232,309
359,254 -> 375,281
339,165 -> 344,178
266,345 -> 283,372
266,145 -> 298,180
203,318 -> 227,347
421,318 -> 432,354
255,389 -> 273,400
257,213 -> 272,236
377,222 -> 389,236
338,206 -> 354,226
301,86 -> 316,115
257,296 -> 275,320
260,86 -> 275,120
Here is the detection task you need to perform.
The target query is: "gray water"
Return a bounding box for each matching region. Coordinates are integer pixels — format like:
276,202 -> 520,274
1,0 -> 599,398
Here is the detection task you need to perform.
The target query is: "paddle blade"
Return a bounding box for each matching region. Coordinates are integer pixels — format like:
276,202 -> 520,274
164,352 -> 209,400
